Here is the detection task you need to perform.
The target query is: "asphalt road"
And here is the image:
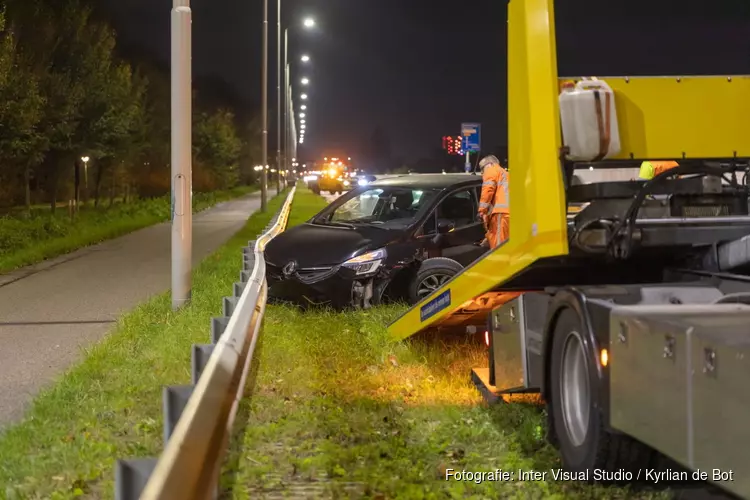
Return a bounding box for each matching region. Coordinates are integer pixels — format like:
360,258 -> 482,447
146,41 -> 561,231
0,192 -> 263,427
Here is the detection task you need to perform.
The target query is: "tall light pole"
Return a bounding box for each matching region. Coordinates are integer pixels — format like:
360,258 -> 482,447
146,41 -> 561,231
171,0 -> 192,310
276,0 -> 281,196
260,0 -> 269,212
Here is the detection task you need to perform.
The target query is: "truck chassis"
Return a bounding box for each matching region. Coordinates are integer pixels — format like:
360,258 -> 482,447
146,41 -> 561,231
474,272 -> 750,498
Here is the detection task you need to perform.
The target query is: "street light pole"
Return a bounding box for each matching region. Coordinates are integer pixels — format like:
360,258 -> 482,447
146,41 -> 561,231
171,0 -> 192,310
260,0 -> 269,212
276,0 -> 282,195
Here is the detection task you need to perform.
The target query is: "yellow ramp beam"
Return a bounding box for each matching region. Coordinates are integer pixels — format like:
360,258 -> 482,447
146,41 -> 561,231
387,0 -> 569,342
561,75 -> 750,159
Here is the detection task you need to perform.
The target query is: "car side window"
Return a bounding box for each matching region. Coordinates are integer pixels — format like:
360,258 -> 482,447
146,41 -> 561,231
422,188 -> 478,235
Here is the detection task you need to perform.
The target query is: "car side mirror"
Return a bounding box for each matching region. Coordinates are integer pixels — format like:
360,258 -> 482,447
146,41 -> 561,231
437,219 -> 455,234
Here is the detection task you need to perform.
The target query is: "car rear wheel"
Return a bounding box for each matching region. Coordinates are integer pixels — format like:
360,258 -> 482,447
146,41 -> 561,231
408,257 -> 463,304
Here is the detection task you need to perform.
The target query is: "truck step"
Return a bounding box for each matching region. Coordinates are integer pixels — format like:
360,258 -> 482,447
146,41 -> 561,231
470,368 -> 503,405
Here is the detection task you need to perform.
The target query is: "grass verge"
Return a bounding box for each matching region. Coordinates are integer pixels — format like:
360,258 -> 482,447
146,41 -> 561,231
0,185 -> 257,274
0,188 -> 291,500
220,194 -> 676,499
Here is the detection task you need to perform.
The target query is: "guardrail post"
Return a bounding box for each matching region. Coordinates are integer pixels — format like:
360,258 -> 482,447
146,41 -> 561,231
163,385 -> 194,442
211,317 -> 230,343
223,296 -> 239,317
115,458 -> 157,500
234,281 -> 246,297
191,344 -> 215,384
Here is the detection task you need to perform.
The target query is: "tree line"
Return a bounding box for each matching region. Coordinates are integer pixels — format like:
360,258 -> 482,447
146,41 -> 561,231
0,0 -> 259,212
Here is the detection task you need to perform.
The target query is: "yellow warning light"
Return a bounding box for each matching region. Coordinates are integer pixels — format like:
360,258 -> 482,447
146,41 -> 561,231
600,349 -> 609,367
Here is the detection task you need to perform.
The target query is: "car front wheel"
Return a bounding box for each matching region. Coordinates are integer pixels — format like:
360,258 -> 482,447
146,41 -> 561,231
408,257 -> 463,304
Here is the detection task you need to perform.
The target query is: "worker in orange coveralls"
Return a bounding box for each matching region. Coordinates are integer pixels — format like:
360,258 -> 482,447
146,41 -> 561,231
477,155 -> 509,248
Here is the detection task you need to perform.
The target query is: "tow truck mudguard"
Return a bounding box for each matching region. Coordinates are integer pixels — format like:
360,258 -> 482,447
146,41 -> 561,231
543,288 -> 613,434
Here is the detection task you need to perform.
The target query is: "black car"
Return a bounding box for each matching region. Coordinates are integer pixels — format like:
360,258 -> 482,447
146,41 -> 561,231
264,173 -> 488,308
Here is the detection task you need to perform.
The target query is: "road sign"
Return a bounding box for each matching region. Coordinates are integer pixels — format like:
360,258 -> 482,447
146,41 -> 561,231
461,123 -> 481,152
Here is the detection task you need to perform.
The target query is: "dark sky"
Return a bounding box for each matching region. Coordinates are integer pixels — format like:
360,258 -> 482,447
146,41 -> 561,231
97,0 -> 750,163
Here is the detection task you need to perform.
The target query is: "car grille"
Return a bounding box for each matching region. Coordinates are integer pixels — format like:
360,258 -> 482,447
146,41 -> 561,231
265,262 -> 337,284
295,267 -> 338,284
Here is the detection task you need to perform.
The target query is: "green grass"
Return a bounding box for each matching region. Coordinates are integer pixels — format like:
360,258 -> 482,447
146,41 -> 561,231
219,193 -> 675,499
0,188 -> 288,500
0,186 -> 257,274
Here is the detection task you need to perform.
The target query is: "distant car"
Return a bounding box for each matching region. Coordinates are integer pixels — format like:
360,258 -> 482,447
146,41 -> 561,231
356,175 -> 377,187
318,174 -> 350,194
264,173 -> 487,308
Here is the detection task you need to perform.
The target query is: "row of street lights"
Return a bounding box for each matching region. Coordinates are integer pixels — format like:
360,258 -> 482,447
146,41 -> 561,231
261,0 -> 315,212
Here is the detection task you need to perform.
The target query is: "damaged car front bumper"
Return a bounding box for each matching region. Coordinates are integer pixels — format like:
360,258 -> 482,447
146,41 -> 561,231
266,248 -> 392,308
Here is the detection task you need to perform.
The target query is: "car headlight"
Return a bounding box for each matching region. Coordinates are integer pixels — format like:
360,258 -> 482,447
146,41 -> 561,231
343,180 -> 350,187
342,248 -> 386,275
357,179 -> 368,186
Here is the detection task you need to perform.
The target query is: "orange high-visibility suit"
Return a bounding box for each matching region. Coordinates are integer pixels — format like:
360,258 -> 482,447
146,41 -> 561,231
478,161 -> 509,248
639,160 -> 679,180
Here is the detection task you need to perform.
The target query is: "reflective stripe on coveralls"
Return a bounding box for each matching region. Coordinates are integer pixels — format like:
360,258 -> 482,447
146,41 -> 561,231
493,172 -> 509,212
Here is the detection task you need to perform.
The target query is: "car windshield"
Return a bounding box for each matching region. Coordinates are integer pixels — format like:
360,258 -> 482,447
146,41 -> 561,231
321,186 -> 438,229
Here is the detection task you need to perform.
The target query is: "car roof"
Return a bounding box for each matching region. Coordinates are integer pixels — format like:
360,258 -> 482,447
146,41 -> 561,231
368,173 -> 481,189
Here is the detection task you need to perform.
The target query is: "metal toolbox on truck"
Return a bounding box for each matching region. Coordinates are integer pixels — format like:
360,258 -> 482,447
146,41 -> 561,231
490,293 -> 548,392
609,305 -> 694,465
690,313 -> 750,499
610,304 -> 750,479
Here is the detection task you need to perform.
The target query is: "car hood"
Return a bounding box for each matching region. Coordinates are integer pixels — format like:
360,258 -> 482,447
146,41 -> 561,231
264,222 -> 403,268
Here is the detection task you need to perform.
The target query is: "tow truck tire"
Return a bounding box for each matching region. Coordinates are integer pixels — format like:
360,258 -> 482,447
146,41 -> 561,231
408,257 -> 463,304
549,308 -> 654,478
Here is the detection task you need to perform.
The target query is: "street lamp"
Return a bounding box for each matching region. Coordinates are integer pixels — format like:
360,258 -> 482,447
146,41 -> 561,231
300,113 -> 305,118
301,93 -> 308,100
304,17 -> 315,28
301,77 -> 309,85
300,105 -> 307,110
81,156 -> 90,189
301,54 -> 310,62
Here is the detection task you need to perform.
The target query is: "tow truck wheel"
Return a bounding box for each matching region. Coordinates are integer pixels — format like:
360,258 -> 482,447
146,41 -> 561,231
408,257 -> 463,304
549,308 -> 604,474
549,308 -> 654,476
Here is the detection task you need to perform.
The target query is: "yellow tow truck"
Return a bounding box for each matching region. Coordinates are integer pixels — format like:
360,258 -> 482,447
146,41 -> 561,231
387,0 -> 750,497
314,157 -> 352,195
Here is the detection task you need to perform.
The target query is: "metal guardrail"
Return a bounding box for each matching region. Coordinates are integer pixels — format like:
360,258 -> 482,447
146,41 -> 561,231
114,187 -> 296,500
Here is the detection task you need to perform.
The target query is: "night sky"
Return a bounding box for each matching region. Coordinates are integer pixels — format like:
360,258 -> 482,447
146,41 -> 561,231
98,0 -> 750,163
